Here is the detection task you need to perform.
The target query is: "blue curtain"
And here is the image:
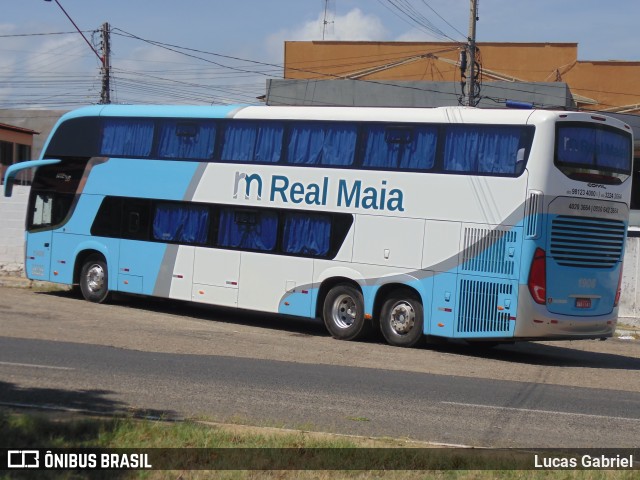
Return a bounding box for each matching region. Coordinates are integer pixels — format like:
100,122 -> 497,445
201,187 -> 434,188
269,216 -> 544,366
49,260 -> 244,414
363,126 -> 437,170
321,125 -> 357,166
101,119 -> 154,157
282,213 -> 331,256
152,204 -> 209,244
444,126 -> 521,174
363,126 -> 401,168
287,123 -> 356,166
287,124 -> 323,165
157,121 -> 216,160
221,122 -> 283,163
254,123 -> 283,163
217,209 -> 278,251
400,127 -> 437,170
221,123 -> 257,162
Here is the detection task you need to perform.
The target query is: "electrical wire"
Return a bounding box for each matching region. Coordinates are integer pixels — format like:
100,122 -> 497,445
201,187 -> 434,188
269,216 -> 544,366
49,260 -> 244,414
1,23 -> 638,111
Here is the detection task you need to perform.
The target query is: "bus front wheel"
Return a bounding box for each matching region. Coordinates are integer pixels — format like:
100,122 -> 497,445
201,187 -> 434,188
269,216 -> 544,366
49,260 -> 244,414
79,255 -> 110,303
323,284 -> 369,341
380,291 -> 424,348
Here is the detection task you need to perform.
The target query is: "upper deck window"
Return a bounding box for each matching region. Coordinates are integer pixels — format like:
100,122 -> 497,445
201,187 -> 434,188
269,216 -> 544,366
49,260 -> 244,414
444,126 -> 529,175
221,122 -> 283,163
287,123 -> 357,166
158,120 -> 216,160
100,119 -> 154,158
362,125 -> 437,170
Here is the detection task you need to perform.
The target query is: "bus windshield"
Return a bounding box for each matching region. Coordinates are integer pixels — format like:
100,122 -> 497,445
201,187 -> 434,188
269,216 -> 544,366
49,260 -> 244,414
555,123 -> 632,184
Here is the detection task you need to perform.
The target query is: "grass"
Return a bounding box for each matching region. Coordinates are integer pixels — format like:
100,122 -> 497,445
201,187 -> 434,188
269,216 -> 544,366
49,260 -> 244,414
1,409 -> 638,480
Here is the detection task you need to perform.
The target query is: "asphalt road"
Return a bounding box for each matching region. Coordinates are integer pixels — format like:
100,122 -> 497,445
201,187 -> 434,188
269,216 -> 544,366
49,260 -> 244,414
0,286 -> 639,448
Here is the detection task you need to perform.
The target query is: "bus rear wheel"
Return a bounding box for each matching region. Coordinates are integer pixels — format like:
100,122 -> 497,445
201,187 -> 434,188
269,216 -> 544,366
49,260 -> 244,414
380,291 -> 424,348
79,255 -> 110,303
323,284 -> 369,341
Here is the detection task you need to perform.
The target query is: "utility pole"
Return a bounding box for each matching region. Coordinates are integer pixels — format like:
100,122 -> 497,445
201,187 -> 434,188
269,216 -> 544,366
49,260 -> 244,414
466,0 -> 479,106
99,22 -> 111,104
45,1 -> 111,104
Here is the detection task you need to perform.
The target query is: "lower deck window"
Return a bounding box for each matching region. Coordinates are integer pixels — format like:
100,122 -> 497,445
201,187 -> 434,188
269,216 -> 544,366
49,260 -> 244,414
217,209 -> 278,251
282,213 -> 331,256
153,203 -> 210,244
91,196 -> 352,259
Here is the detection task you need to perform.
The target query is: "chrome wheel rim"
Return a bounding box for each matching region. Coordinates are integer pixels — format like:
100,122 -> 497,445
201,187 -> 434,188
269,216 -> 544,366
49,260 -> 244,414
388,301 -> 415,335
331,294 -> 358,329
86,264 -> 105,293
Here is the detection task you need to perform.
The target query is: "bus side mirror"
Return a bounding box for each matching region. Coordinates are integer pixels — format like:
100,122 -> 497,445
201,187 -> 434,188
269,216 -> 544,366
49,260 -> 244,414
3,159 -> 62,197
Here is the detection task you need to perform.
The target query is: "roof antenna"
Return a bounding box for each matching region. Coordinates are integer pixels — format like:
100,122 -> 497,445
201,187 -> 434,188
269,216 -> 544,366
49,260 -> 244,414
322,0 -> 335,40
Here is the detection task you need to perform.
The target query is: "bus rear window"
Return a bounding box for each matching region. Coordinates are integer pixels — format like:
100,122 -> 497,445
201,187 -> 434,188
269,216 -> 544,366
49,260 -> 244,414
555,124 -> 632,184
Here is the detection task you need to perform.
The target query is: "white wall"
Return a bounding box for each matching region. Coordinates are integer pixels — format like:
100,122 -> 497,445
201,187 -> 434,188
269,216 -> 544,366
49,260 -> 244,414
620,237 -> 640,322
0,185 -> 28,274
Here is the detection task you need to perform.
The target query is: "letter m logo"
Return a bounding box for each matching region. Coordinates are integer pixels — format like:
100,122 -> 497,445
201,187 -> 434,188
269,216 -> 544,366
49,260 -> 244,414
233,172 -> 263,200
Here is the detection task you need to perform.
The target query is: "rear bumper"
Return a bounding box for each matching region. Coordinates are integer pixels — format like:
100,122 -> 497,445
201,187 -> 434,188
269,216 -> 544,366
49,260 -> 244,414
514,285 -> 617,339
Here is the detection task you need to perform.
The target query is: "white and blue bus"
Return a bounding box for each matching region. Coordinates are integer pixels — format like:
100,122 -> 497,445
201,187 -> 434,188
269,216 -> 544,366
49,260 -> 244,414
3,105 -> 633,347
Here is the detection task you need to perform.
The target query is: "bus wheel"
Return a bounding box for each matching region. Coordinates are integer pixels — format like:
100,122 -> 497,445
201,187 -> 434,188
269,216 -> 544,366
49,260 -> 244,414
323,284 -> 369,341
79,255 -> 110,303
380,292 -> 424,348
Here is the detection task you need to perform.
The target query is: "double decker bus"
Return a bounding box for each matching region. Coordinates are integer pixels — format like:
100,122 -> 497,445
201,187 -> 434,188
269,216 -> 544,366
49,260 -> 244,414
3,105 -> 633,347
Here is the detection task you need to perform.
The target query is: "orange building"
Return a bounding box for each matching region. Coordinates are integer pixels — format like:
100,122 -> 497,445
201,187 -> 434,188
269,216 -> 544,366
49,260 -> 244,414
284,41 -> 640,114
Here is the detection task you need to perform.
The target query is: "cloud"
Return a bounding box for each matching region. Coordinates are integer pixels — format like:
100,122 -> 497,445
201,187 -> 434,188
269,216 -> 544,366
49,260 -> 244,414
394,28 -> 441,43
265,8 -> 389,61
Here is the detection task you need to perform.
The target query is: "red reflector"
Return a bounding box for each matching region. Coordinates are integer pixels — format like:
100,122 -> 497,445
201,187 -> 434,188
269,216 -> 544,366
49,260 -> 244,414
575,298 -> 592,309
533,319 -> 544,323
591,115 -> 607,122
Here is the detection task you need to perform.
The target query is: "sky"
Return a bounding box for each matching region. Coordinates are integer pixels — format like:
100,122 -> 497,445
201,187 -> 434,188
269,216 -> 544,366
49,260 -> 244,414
1,0 -> 639,109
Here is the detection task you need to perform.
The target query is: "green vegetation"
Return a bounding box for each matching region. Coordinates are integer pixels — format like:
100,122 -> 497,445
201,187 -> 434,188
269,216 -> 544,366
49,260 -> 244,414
0,409 -> 636,479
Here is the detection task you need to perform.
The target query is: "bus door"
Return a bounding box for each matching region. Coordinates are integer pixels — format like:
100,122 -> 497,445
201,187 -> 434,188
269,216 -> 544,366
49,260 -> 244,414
25,192 -> 55,281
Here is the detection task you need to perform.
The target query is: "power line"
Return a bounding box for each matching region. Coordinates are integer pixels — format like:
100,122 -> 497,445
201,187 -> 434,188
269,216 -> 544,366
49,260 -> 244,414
419,0 -> 467,39
0,30 -> 92,38
375,0 -> 464,43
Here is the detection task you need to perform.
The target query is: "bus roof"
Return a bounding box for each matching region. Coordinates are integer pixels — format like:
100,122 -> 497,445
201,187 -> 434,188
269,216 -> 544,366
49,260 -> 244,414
56,104 -> 631,130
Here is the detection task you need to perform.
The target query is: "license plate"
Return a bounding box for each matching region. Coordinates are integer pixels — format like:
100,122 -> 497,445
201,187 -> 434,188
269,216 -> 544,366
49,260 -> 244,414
575,298 -> 592,309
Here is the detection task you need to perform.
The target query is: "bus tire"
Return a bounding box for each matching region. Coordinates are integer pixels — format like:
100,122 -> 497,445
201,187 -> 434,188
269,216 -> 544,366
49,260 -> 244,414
323,284 -> 369,341
380,291 -> 424,348
79,255 -> 110,304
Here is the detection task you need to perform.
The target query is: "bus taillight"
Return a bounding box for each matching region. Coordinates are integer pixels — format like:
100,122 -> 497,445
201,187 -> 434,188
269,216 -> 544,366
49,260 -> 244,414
614,264 -> 623,307
528,248 -> 547,305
